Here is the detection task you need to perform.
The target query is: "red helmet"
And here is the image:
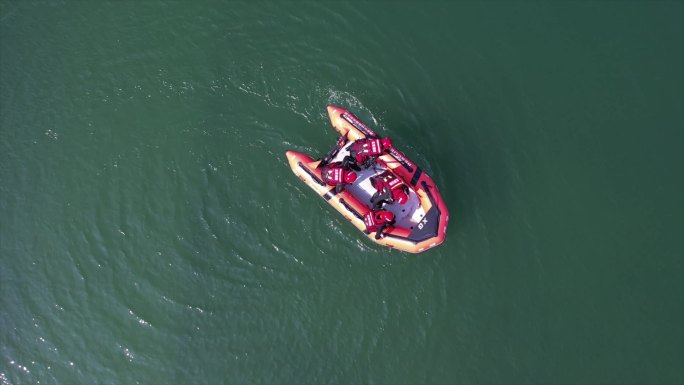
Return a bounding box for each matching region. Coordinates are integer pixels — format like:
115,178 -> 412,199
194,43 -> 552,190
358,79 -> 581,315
381,138 -> 393,150
344,171 -> 358,183
375,211 -> 395,223
395,190 -> 408,205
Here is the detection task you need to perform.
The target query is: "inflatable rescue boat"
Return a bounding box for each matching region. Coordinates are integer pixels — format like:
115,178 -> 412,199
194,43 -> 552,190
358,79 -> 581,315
285,106 -> 449,253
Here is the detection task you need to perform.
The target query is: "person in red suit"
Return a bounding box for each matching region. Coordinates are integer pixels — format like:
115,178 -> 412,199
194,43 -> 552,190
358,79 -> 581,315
369,170 -> 409,210
351,137 -> 393,168
363,210 -> 395,239
321,162 -> 358,193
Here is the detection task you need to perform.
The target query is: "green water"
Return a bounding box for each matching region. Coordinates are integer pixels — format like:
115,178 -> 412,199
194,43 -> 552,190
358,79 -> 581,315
1,2 -> 682,384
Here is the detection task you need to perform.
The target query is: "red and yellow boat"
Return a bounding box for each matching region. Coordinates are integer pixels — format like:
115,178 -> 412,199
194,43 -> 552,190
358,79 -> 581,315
285,106 -> 449,253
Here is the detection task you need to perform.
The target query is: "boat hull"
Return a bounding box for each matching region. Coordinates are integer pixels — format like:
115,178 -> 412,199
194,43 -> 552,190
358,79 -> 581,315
285,106 -> 449,253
